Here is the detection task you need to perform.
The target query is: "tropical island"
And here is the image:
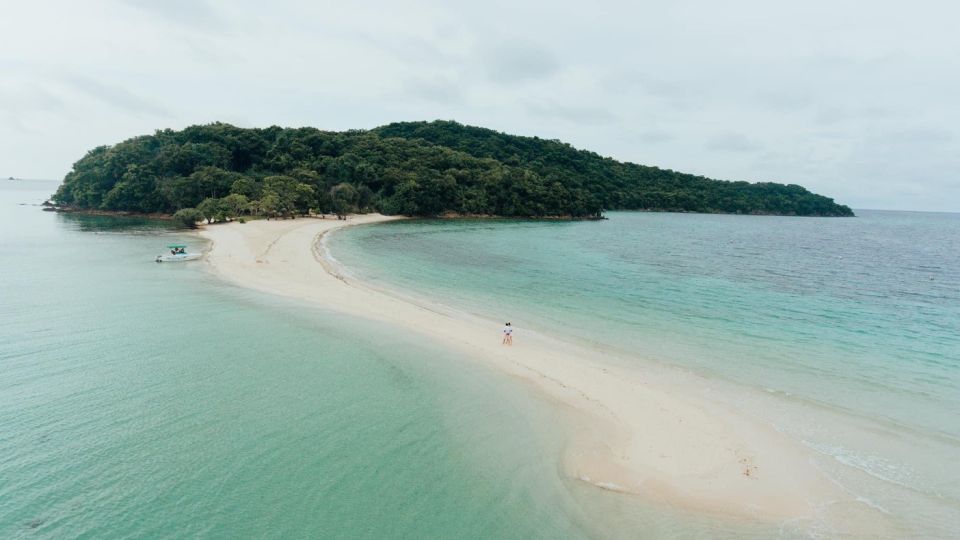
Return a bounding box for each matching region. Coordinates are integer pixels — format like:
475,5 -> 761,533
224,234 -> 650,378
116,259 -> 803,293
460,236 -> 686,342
51,120 -> 854,226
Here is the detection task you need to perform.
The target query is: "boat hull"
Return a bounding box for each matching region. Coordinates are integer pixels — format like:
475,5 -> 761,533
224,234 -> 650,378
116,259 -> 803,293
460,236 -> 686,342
155,254 -> 201,263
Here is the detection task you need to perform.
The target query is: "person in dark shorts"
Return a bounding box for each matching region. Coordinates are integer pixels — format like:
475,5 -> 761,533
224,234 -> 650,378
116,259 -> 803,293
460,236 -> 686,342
502,322 -> 513,345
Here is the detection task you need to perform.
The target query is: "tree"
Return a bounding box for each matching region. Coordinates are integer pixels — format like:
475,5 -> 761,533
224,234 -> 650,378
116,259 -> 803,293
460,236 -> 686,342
294,183 -> 315,215
258,192 -> 281,219
51,121 -> 855,218
221,193 -> 249,219
172,208 -> 203,229
314,189 -> 334,215
188,166 -> 237,201
330,183 -> 358,218
197,197 -> 226,223
230,176 -> 258,198
262,175 -> 299,217
356,184 -> 375,211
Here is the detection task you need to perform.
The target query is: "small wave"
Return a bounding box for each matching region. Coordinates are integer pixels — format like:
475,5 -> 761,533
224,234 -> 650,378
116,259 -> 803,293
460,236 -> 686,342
803,440 -> 915,489
855,495 -> 891,515
577,474 -> 627,492
315,228 -> 358,282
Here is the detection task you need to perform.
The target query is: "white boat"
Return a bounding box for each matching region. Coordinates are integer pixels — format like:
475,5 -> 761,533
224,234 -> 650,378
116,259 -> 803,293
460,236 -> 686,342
156,244 -> 200,263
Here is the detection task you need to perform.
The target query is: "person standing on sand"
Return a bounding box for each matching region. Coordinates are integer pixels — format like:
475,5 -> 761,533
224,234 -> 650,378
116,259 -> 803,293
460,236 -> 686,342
502,322 -> 513,345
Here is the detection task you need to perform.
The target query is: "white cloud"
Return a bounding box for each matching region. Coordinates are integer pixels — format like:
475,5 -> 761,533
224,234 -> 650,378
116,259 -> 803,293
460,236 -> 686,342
0,0 -> 957,211
705,133 -> 763,153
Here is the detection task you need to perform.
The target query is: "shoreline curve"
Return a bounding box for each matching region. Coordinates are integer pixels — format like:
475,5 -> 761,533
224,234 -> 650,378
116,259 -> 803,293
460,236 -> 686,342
195,214 -> 869,526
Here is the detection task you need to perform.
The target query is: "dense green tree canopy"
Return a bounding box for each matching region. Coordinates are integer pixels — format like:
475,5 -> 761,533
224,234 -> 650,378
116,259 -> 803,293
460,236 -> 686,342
53,121 -> 854,218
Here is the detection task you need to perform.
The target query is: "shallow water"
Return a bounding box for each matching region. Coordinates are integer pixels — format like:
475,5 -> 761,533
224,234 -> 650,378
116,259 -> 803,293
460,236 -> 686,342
331,211 -> 960,537
6,178 -> 957,537
1,182 -> 599,538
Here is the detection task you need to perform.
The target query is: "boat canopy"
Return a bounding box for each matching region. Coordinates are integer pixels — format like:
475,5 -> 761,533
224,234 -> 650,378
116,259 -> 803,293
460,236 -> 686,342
167,244 -> 188,249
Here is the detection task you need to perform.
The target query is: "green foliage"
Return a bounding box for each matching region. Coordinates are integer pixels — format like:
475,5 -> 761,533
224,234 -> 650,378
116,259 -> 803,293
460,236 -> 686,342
260,175 -> 311,218
256,192 -> 281,219
373,121 -> 854,217
52,120 -> 854,218
221,193 -> 249,219
330,182 -> 359,217
230,176 -> 258,199
172,207 -> 202,229
196,197 -> 226,223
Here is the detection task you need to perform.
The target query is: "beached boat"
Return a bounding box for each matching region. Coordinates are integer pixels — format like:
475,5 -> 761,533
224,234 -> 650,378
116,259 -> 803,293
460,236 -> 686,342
156,244 -> 200,263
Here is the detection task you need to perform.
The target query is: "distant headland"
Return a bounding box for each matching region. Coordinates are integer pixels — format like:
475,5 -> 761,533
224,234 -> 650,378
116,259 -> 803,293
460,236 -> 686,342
51,120 -> 854,223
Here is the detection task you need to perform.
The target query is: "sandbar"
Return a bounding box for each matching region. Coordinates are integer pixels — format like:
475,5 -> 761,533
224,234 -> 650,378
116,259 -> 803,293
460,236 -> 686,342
197,215 -> 853,524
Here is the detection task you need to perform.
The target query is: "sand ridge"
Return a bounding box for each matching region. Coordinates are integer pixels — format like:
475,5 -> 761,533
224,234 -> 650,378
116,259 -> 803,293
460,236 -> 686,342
197,215 -> 848,523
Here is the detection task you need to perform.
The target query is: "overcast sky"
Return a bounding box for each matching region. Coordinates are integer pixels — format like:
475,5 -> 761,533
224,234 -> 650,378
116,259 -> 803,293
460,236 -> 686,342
2,0 -> 958,211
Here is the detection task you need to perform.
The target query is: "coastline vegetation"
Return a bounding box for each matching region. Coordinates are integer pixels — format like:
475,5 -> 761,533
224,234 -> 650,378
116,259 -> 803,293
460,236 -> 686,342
52,121 -> 854,225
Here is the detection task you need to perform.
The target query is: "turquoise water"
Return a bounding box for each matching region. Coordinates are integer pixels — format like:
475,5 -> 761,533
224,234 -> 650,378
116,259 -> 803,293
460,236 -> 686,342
4,179 -> 958,538
2,182 -> 600,538
331,212 -> 960,537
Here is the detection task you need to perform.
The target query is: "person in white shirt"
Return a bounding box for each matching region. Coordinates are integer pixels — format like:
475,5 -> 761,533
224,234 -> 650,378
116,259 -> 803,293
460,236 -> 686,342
502,322 -> 513,345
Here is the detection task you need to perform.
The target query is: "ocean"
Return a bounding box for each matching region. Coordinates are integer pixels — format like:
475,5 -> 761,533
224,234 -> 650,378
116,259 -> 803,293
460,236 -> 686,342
0,181 -> 589,538
3,179 -> 958,538
329,210 -> 960,537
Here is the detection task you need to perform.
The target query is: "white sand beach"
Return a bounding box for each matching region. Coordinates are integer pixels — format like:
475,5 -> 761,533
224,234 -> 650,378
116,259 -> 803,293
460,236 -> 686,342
198,215 -> 853,523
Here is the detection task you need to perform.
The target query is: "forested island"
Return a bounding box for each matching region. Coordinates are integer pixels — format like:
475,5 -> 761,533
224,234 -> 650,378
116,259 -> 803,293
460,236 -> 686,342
52,121 -> 854,225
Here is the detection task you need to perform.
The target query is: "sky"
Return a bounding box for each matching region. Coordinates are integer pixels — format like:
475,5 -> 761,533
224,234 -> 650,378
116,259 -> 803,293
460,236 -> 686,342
1,0 -> 958,211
